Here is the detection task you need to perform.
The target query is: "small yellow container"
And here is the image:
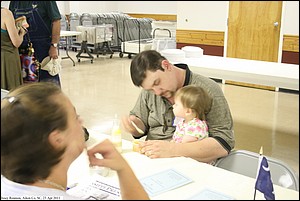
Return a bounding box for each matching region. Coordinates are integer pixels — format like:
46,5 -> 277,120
132,140 -> 141,152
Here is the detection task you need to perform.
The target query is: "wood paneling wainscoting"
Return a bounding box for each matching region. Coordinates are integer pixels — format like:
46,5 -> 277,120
176,29 -> 299,65
176,29 -> 225,57
282,35 -> 299,65
176,30 -> 224,46
126,13 -> 177,21
176,43 -> 224,57
282,35 -> 299,52
223,81 -> 276,91
176,29 -> 299,91
282,51 -> 299,65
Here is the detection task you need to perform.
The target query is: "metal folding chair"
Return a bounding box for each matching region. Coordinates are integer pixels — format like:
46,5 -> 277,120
215,150 -> 299,191
1,89 -> 9,100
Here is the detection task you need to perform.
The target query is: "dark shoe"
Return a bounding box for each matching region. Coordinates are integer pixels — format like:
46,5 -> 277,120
83,126 -> 89,141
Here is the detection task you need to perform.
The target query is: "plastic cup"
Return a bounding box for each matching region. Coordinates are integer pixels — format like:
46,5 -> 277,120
132,140 -> 142,152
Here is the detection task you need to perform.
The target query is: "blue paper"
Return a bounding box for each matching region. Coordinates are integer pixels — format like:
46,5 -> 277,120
140,168 -> 193,197
189,188 -> 235,200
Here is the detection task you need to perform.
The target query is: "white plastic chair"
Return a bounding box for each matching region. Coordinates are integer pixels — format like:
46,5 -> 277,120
215,150 -> 299,191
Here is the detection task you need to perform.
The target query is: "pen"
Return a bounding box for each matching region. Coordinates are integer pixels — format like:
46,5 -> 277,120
66,183 -> 78,190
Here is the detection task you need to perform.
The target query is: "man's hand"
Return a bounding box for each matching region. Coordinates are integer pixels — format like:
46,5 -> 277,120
49,45 -> 58,59
139,140 -> 176,159
121,115 -> 145,138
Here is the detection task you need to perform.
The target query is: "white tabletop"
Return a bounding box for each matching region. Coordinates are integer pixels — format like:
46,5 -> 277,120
67,131 -> 299,200
60,30 -> 82,37
185,55 -> 299,91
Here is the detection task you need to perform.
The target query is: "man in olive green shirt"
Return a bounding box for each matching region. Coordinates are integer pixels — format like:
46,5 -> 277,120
122,50 -> 235,164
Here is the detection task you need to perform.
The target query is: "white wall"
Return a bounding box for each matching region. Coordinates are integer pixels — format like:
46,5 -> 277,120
116,1 -> 176,14
56,1 -> 65,15
282,1 -> 299,35
67,1 -> 118,15
176,1 -> 228,31
176,1 -> 299,35
62,1 -> 299,35
65,1 -> 176,15
2,1 -> 298,35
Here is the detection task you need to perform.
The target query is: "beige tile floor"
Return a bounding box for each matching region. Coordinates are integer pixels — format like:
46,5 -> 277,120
59,50 -> 299,176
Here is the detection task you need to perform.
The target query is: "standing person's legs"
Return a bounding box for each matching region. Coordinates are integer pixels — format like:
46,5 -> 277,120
33,39 -> 61,87
39,70 -> 61,87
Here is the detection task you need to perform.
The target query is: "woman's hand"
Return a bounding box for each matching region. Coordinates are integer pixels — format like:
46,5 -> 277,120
87,139 -> 127,171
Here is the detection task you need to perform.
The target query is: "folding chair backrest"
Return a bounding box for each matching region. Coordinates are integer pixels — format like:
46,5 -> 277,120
1,89 -> 9,100
215,150 -> 299,191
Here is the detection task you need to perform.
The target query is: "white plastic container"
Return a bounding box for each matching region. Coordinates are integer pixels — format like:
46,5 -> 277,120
160,49 -> 185,64
181,46 -> 203,58
111,116 -> 122,153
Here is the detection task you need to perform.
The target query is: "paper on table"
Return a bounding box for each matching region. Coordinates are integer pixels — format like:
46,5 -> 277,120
188,188 -> 235,200
66,173 -> 120,200
131,121 -> 144,134
139,168 -> 193,197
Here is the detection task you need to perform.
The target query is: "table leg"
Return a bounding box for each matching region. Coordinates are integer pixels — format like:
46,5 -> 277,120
65,37 -> 75,66
61,36 -> 76,67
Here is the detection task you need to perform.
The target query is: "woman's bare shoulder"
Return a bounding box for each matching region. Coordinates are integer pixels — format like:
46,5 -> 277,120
1,7 -> 13,19
1,7 -> 10,13
1,8 -> 15,30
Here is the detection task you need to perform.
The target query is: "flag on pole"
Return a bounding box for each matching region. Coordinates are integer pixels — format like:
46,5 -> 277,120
255,154 -> 275,200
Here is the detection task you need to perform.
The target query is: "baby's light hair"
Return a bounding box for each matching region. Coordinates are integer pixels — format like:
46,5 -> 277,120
175,85 -> 212,120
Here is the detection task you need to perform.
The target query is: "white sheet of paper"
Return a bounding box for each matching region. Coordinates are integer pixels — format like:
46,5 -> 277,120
67,173 -> 120,200
188,188 -> 235,200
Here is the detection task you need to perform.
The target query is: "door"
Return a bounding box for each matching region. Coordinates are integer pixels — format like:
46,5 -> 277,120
226,1 -> 283,90
227,1 -> 282,62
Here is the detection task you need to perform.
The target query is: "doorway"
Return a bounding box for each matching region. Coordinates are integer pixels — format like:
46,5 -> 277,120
226,1 -> 283,90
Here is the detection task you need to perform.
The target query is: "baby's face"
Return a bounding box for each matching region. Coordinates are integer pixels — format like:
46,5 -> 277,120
173,97 -> 186,118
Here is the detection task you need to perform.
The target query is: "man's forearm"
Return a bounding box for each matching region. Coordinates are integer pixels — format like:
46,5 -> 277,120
51,20 -> 61,44
174,137 -> 228,162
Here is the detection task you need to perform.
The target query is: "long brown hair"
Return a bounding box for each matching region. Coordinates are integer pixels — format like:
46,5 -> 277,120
1,82 -> 68,184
